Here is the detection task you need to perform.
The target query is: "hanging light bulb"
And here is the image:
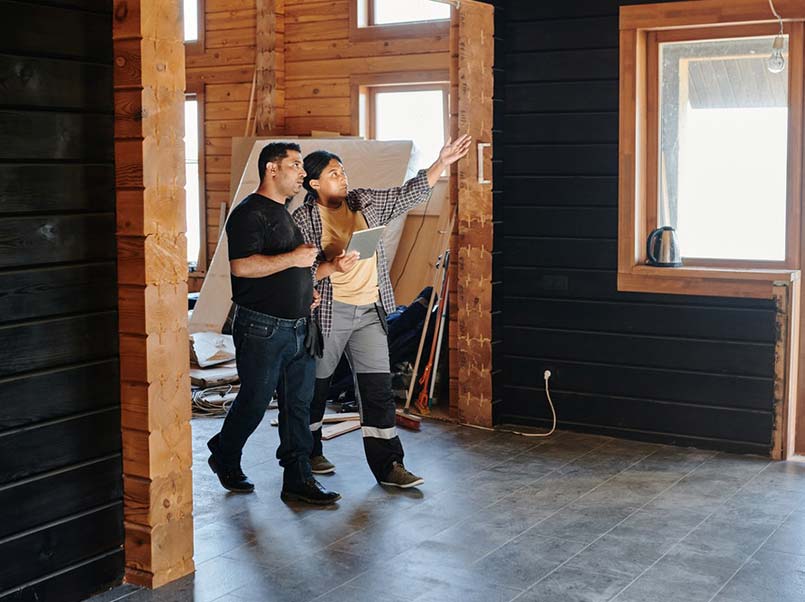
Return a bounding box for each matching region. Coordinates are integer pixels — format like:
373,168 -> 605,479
768,35 -> 786,73
767,0 -> 786,74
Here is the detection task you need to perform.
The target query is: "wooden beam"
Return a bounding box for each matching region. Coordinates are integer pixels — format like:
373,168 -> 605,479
113,0 -> 194,588
621,0 -> 805,31
255,0 -> 284,134
455,0 -> 494,428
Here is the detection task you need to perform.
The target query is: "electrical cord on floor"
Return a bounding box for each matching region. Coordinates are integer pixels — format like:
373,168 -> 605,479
192,384 -> 239,417
462,370 -> 557,438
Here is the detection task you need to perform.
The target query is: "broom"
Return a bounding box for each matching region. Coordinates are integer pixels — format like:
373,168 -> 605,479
396,208 -> 456,430
415,249 -> 450,415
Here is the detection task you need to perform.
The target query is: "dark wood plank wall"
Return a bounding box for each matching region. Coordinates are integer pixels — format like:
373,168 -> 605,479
493,0 -> 778,454
0,0 -> 124,599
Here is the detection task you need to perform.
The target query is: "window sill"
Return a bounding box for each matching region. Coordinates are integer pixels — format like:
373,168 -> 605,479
617,265 -> 800,299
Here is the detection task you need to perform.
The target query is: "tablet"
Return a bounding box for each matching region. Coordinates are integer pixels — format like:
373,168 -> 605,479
345,225 -> 386,260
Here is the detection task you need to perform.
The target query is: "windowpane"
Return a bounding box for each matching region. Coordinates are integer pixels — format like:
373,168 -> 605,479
659,36 -> 789,261
184,0 -> 198,42
372,0 -> 450,25
184,99 -> 201,267
374,89 -> 446,174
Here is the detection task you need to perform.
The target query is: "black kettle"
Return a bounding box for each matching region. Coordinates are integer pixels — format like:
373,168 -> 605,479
646,226 -> 682,267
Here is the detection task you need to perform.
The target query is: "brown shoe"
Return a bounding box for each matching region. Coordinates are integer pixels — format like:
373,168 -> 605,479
310,454 -> 336,475
380,462 -> 424,489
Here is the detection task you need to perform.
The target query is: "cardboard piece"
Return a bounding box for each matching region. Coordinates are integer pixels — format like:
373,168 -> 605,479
189,361 -> 238,387
191,138 -> 415,334
189,332 -> 235,368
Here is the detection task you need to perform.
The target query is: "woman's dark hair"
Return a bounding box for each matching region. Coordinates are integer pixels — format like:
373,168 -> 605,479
302,150 -> 343,200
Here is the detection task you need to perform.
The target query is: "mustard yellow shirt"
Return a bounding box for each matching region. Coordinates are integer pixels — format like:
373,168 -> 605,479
319,202 -> 379,305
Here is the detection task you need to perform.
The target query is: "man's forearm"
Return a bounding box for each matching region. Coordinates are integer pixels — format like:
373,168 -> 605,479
426,159 -> 447,187
230,252 -> 296,278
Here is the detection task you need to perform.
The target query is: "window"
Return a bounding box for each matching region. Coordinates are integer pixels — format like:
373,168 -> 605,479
656,35 -> 789,263
183,0 -> 203,50
184,96 -> 203,270
618,1 -> 805,299
183,0 -> 198,42
350,0 -> 450,41
366,85 -> 448,174
369,0 -> 450,26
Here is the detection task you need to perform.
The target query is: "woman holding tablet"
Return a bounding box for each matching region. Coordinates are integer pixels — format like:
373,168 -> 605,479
292,135 -> 471,488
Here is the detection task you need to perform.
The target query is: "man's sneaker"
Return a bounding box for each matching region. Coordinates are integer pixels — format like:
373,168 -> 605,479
281,478 -> 341,505
207,455 -> 255,493
310,455 -> 336,475
380,462 -> 424,489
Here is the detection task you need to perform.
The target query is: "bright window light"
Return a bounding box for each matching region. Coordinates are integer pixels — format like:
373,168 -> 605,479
659,36 -> 789,261
184,99 -> 201,267
374,89 -> 446,173
184,0 -> 198,42
372,0 -> 450,25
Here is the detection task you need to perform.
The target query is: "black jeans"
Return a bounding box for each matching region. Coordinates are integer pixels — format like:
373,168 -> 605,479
216,305 -> 314,487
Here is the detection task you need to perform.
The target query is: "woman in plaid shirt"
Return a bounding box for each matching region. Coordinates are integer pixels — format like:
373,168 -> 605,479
292,135 -> 471,488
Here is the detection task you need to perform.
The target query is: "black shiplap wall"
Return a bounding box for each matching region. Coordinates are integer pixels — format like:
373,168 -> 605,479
0,0 -> 124,599
494,0 -> 778,454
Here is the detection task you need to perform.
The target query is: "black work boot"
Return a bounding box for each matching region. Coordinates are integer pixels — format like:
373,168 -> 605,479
281,478 -> 341,505
207,434 -> 254,493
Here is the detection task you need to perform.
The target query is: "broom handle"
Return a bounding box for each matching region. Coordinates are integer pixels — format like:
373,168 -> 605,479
421,250 -> 450,392
244,68 -> 257,137
404,208 -> 456,410
428,261 -> 450,401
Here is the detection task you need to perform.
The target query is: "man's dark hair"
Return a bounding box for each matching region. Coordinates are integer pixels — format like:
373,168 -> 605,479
257,142 -> 302,183
302,150 -> 343,198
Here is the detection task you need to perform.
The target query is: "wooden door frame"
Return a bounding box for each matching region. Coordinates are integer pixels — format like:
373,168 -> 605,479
113,0 -> 195,588
109,0 -> 497,590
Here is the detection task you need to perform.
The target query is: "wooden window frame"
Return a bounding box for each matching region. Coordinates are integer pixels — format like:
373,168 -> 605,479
349,0 -> 450,42
185,84 -> 207,275
350,70 -> 450,137
184,0 -> 205,55
619,0 -> 805,299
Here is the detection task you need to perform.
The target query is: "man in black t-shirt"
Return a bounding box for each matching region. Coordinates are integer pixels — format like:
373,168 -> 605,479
206,142 -> 340,505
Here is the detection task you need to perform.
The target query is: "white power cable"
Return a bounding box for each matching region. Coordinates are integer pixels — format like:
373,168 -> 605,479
192,384 -> 239,417
461,370 -> 557,438
768,0 -> 784,35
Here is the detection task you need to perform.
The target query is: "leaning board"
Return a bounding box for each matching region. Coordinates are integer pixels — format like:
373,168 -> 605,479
190,138 -> 414,334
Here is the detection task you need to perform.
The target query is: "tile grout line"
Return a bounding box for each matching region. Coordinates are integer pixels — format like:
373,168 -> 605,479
508,449 -> 717,600
307,435 -> 617,602
513,449 -> 736,601
473,440 -> 664,568
606,455 -> 779,602
704,505 -> 799,602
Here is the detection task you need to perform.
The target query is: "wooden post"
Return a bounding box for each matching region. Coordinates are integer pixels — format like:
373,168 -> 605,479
113,0 -> 194,588
772,280 -> 800,459
456,1 -> 495,427
255,0 -> 285,134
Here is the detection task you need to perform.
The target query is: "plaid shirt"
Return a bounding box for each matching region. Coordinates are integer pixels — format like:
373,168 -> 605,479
292,169 -> 432,337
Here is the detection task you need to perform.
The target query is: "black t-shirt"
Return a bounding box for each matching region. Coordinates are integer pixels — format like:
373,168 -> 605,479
226,193 -> 312,319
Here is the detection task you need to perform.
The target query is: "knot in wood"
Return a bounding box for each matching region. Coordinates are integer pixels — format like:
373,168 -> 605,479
114,1 -> 128,21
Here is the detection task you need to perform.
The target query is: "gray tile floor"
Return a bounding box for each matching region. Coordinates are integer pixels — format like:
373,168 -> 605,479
88,416 -> 805,602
